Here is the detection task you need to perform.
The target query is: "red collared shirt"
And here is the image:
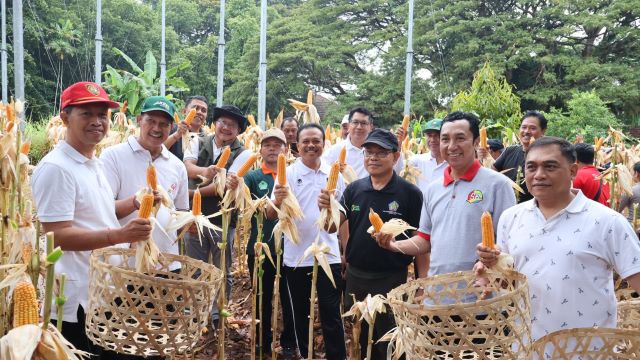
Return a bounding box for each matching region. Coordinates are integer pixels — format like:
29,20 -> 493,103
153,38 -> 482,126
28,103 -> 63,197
573,165 -> 610,207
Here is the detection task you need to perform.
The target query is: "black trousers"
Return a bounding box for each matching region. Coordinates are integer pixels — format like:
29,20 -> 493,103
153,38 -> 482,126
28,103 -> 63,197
284,263 -> 346,360
345,266 -> 408,360
247,254 -> 296,351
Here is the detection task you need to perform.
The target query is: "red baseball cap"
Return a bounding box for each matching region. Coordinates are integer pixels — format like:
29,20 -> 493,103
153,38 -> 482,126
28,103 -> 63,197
60,82 -> 120,110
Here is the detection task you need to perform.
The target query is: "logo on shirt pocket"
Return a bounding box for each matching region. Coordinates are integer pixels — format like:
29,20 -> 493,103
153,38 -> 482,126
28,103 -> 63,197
466,190 -> 483,203
258,180 -> 268,191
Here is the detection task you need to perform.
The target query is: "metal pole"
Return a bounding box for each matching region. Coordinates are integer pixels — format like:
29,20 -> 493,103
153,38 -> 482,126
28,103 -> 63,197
403,0 -> 414,116
95,0 -> 102,83
257,0 -> 267,129
160,0 -> 166,96
13,0 -> 24,122
1,0 -> 8,103
216,0 -> 225,106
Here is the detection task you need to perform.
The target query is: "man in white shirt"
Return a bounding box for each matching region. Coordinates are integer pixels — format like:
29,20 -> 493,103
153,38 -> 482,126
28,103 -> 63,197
100,96 -> 189,271
408,118 -> 447,190
32,82 -> 151,355
477,136 -> 640,341
268,123 -> 347,360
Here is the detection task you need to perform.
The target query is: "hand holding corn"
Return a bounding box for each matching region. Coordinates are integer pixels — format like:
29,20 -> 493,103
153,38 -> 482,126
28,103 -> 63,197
317,188 -> 332,210
226,173 -> 240,191
272,184 -> 289,207
118,217 -> 152,244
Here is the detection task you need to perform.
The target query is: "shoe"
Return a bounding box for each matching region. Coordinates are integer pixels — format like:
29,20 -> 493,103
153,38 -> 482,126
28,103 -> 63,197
281,346 -> 299,360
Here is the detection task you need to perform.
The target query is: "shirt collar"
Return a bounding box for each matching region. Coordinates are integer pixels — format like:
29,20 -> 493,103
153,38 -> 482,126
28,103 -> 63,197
59,140 -> 93,164
296,157 -> 331,175
128,135 -> 170,159
345,136 -> 362,152
261,162 -> 277,179
525,189 -> 588,214
364,172 -> 399,193
443,160 -> 482,186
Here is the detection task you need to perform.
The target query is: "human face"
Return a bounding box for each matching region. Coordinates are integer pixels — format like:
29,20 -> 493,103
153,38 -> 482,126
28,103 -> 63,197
298,127 -> 324,163
214,115 -> 240,145
425,130 -> 441,157
348,112 -> 372,144
364,144 -> 398,177
260,138 -> 286,165
137,111 -> 173,150
525,144 -> 577,203
282,121 -> 298,144
490,149 -> 503,160
341,123 -> 349,139
519,116 -> 545,149
439,120 -> 478,174
61,104 -> 109,154
185,99 -> 208,131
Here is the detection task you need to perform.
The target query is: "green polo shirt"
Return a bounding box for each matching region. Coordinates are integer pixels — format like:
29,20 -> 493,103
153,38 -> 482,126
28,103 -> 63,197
244,166 -> 278,256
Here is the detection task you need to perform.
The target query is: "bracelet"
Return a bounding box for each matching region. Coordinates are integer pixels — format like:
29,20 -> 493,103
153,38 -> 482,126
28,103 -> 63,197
132,196 -> 140,210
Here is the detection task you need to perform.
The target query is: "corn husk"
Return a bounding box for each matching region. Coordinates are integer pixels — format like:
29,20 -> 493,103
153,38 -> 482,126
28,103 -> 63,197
0,323 -> 90,360
288,90 -> 320,124
366,218 -> 416,238
316,193 -> 345,233
297,237 -> 336,288
341,164 -> 358,184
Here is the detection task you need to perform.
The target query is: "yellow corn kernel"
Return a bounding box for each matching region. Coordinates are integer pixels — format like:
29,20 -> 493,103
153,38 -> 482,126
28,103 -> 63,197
481,211 -> 494,249
146,162 -> 157,191
6,105 -> 14,123
174,112 -> 181,124
20,140 -> 31,155
369,208 -> 384,233
120,100 -> 128,114
184,108 -> 197,126
236,154 -> 258,177
138,192 -> 155,219
216,147 -> 231,168
326,161 -> 340,192
401,114 -> 410,131
192,188 -> 202,216
277,153 -> 287,186
5,120 -> 14,132
338,146 -> 347,165
248,114 -> 257,127
479,127 -> 488,148
13,281 -> 39,327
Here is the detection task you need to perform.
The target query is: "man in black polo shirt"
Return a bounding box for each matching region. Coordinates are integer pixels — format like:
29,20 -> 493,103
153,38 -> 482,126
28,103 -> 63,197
319,128 -> 423,360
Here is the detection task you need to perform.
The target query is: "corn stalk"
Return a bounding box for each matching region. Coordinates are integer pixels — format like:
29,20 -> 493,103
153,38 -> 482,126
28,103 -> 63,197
270,236 -> 282,360
56,273 -> 66,333
307,257 -> 319,360
217,209 -> 232,359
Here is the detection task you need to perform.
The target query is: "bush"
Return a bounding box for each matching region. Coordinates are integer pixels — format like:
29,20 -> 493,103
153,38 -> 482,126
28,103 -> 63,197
25,119 -> 50,164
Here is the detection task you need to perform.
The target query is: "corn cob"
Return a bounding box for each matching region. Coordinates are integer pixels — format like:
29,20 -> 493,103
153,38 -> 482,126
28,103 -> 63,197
216,147 -> 231,168
13,281 -> 39,327
327,161 -> 340,192
21,242 -> 33,265
277,153 -> 287,186
369,208 -> 384,233
339,146 -> 347,165
174,112 -> 181,124
138,192 -> 155,219
146,162 -> 158,191
5,120 -> 14,132
481,211 -> 494,249
595,137 -> 605,152
20,140 -> 31,155
120,100 -> 128,114
402,136 -> 410,153
6,105 -> 14,123
192,188 -> 202,215
248,114 -> 257,127
236,154 -> 258,177
401,115 -> 410,131
184,108 -> 197,126
479,127 -> 488,149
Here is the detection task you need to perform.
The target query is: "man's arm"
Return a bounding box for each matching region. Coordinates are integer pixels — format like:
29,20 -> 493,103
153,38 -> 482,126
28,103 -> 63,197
376,232 -> 431,256
626,272 -> 640,294
42,219 -> 152,251
415,252 -> 430,278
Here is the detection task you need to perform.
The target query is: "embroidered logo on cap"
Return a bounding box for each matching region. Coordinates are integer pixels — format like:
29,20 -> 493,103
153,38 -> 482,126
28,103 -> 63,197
86,84 -> 100,95
466,190 -> 484,203
154,101 -> 170,110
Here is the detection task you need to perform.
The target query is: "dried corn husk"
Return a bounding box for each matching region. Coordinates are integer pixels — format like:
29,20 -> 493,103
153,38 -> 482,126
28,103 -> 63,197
0,323 -> 90,359
366,218 -> 416,238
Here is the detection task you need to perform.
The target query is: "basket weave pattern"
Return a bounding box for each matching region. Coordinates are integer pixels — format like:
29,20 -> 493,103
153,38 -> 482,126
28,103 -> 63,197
530,327 -> 640,358
85,248 -> 223,357
387,270 -> 531,360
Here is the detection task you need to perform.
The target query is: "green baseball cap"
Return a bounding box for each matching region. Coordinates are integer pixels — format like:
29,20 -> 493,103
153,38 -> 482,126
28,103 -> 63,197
141,96 -> 176,121
422,118 -> 442,133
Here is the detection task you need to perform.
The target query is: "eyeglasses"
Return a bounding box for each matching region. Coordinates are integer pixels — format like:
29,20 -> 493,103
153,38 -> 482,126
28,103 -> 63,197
364,150 -> 392,158
216,119 -> 238,130
350,120 -> 370,128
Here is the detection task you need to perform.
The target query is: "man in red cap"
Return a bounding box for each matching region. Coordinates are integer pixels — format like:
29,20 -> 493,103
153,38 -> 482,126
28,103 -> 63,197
32,82 -> 152,357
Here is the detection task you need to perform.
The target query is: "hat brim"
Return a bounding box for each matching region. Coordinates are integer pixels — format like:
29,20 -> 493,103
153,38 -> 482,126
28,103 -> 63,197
142,108 -> 174,122
213,107 -> 248,132
67,97 -> 120,109
261,134 -> 287,144
423,128 -> 441,133
362,139 -> 397,151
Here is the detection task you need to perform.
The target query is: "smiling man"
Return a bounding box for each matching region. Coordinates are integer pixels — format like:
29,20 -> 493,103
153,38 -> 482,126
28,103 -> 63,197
165,95 -> 209,160
408,118 -> 447,190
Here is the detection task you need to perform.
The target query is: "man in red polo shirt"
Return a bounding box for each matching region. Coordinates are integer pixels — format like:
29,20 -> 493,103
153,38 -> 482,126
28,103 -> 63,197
573,143 -> 610,207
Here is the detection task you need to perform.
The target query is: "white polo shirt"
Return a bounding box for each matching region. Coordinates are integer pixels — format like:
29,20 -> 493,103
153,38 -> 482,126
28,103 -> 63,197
273,158 -> 344,267
100,136 -> 189,270
32,141 -> 122,322
498,190 -> 640,341
323,137 -> 404,179
183,135 -> 252,173
408,152 -> 447,190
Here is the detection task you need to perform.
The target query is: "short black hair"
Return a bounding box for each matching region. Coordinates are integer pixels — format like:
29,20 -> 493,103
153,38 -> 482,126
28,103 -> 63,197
526,136 -> 576,164
281,117 -> 298,129
522,110 -> 547,131
62,106 -> 74,114
442,111 -> 480,140
633,161 -> 640,174
297,123 -> 325,143
185,95 -> 209,108
574,143 -> 595,165
348,107 -> 373,124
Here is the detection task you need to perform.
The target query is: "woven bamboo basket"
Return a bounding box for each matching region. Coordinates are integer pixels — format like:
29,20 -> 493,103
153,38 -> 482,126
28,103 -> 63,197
386,270 -> 531,360
530,327 -> 640,358
618,299 -> 640,330
85,248 -> 223,357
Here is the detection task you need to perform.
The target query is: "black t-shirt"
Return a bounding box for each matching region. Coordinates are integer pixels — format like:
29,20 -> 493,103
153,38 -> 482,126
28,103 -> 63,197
493,144 -> 532,202
340,172 -> 423,272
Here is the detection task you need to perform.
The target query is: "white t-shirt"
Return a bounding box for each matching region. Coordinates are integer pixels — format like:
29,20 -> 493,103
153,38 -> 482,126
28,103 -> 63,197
272,158 -> 344,267
323,137 -> 404,179
100,136 -> 189,270
408,152 -> 447,190
31,141 -> 122,322
183,135 -> 253,173
498,190 -> 640,341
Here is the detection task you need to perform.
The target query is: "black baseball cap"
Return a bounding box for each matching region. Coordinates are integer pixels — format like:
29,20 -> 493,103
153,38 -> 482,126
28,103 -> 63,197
488,139 -> 504,151
362,128 -> 399,151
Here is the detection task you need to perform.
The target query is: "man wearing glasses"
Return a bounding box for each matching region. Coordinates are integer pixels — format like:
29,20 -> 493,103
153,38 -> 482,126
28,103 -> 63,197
183,105 -> 251,326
